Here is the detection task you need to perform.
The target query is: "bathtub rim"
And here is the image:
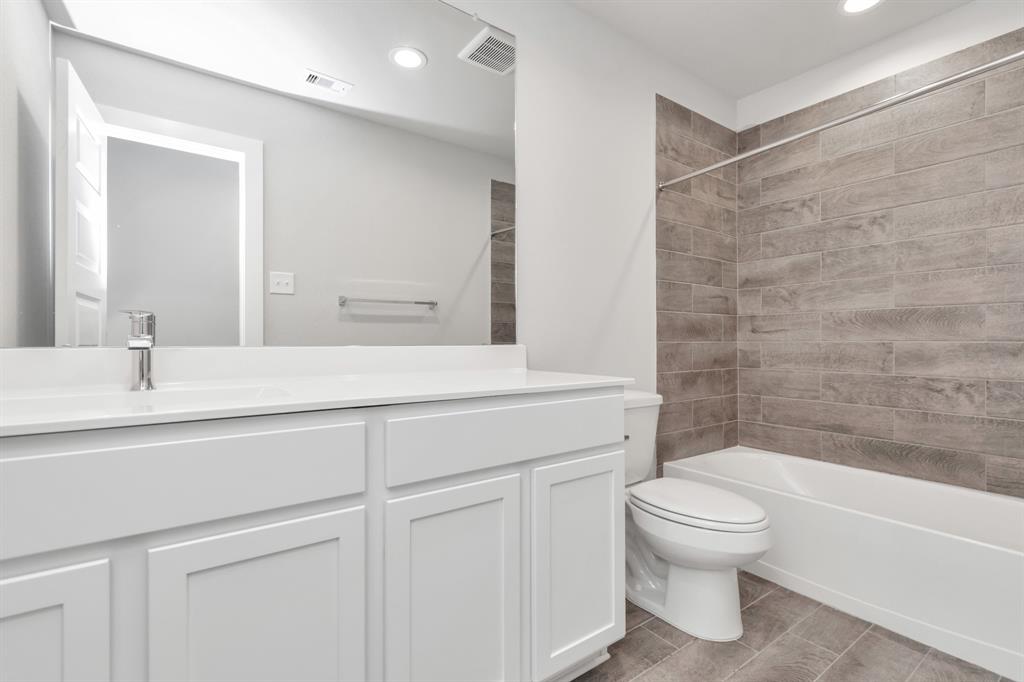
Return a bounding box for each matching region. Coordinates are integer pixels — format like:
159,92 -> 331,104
664,446 -> 1024,556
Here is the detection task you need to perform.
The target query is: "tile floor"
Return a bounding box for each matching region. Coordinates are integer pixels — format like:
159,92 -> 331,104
575,572 -> 1006,682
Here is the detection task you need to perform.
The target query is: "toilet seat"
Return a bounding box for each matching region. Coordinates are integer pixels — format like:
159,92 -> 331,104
628,478 -> 769,533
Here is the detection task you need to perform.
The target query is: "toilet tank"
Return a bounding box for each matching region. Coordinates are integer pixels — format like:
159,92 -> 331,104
623,390 -> 663,485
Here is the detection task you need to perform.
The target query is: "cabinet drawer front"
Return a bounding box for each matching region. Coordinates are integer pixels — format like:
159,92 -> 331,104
386,393 -> 623,486
1,419 -> 365,559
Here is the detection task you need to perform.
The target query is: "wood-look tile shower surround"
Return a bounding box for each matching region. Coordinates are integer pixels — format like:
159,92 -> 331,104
491,179 -> 516,344
655,94 -> 741,466
656,29 -> 1024,497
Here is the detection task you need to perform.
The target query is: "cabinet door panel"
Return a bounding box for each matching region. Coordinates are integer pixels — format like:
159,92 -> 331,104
148,508 -> 365,682
385,475 -> 520,682
532,452 -> 624,681
0,559 -> 111,681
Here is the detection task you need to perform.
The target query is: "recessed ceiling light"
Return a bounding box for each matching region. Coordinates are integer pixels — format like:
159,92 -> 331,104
389,47 -> 427,70
840,0 -> 884,14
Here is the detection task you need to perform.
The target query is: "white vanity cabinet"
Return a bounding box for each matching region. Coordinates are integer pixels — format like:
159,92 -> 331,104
0,386 -> 625,682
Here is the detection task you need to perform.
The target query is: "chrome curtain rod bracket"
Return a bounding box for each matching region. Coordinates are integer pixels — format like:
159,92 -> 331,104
338,296 -> 438,310
658,48 -> 1024,192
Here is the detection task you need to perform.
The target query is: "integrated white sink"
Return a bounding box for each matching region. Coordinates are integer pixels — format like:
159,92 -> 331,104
0,385 -> 293,420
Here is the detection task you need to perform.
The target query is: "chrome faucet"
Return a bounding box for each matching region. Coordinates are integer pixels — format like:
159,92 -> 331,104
123,310 -> 156,391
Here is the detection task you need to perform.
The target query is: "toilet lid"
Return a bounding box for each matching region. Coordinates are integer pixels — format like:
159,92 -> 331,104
629,478 -> 766,526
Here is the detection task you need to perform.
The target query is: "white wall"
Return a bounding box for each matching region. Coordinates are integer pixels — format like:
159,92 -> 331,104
451,0 -> 1022,389
737,0 -> 1024,129
0,0 -> 52,347
53,32 -> 513,347
449,0 -> 736,390
106,139 -> 240,347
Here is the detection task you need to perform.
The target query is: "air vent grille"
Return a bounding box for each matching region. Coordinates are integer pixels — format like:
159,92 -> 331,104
302,69 -> 353,96
458,26 -> 516,75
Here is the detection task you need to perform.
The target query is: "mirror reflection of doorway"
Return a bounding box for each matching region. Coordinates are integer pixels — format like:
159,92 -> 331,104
106,139 -> 239,346
54,58 -> 263,347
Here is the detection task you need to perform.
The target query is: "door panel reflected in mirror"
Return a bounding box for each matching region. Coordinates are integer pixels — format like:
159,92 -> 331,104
1,0 -> 515,348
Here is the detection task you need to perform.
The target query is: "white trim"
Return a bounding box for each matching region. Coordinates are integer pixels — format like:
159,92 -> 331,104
98,106 -> 264,346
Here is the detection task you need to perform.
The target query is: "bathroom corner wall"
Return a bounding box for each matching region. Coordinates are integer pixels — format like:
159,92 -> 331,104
490,180 -> 516,344
735,29 -> 1024,497
654,96 -> 739,471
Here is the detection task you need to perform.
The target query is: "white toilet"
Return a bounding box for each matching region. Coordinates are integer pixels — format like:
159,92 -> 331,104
623,390 -> 772,641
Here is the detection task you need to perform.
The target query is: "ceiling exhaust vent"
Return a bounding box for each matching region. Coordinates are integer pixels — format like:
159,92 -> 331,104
458,26 -> 515,75
302,69 -> 353,96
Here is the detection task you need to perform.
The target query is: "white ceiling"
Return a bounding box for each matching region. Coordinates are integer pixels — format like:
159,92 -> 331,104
52,0 -> 516,158
572,0 -> 975,98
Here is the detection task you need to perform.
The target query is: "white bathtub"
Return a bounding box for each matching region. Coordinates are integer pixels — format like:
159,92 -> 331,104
664,446 -> 1024,681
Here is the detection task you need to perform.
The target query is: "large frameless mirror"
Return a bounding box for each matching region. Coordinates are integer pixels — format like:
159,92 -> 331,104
1,0 -> 515,347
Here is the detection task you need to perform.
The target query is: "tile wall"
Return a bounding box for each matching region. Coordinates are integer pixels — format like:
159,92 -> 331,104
654,95 -> 740,471
491,179 -> 516,344
656,29 -> 1023,496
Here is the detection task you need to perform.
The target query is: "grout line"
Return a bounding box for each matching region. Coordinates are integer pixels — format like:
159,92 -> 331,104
626,613 -> 654,634
642,623 -> 691,651
741,366 -> 1016,386
657,126 -> 740,169
788,603 -> 823,630
731,590 -> 821,664
745,302 -> 1022,315
716,644 -> 762,682
809,627 -> 873,682
902,647 -> 933,682
736,185 -> 1015,232
737,416 -> 1017,464
792,261 -> 1019,284
792,631 -> 847,658
741,387 -> 998,420
739,583 -> 779,612
624,636 -> 696,682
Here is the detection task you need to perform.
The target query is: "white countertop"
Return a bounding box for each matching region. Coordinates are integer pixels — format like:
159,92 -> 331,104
0,369 -> 632,437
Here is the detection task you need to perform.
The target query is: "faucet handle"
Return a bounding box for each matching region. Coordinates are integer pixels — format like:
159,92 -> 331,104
122,310 -> 156,345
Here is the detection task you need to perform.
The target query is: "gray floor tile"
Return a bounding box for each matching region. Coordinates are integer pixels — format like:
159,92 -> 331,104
727,633 -> 836,682
576,626 -> 676,682
868,624 -> 930,654
643,617 -> 696,648
626,600 -> 654,632
791,605 -> 871,654
739,571 -> 778,608
634,639 -> 757,682
590,580 -> 1001,682
738,587 -> 820,651
907,649 -> 1000,682
817,629 -> 928,682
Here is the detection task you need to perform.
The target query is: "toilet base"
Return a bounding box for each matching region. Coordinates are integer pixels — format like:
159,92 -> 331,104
663,565 -> 743,641
626,565 -> 743,642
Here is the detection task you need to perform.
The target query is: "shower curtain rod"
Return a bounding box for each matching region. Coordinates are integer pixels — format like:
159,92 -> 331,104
658,48 -> 1024,192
